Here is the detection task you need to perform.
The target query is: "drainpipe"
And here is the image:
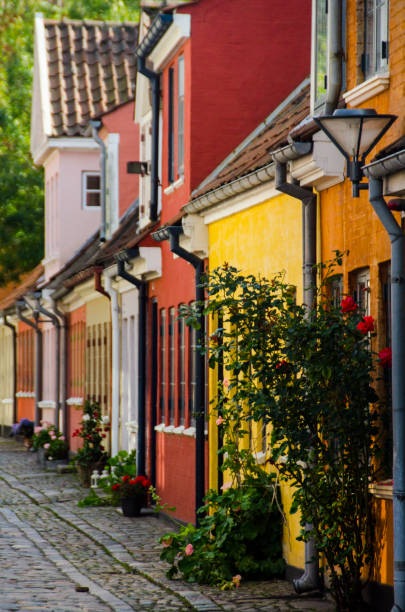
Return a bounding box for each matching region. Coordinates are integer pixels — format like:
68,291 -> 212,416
368,177 -> 405,612
3,314 -> 17,426
324,0 -> 343,116
16,300 -> 42,426
34,294 -> 61,430
153,226 -> 205,525
49,299 -> 68,444
116,255 -> 147,477
274,162 -> 320,593
136,14 -> 173,222
104,274 -> 120,457
91,120 -> 107,242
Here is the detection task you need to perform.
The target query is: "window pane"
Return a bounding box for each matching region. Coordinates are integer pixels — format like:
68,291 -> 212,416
168,67 -> 175,183
178,314 -> 185,425
86,191 -> 100,207
159,310 -> 166,423
178,56 -> 185,174
189,322 -> 196,427
315,0 -> 327,102
169,308 -> 175,425
87,175 -> 100,190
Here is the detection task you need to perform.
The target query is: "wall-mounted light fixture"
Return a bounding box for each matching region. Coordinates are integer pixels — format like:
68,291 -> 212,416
313,108 -> 396,197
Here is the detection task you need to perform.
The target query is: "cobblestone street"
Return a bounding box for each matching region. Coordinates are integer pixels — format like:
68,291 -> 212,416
0,439 -> 335,612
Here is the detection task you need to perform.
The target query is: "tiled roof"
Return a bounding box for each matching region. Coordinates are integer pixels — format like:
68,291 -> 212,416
191,83 -> 310,200
44,19 -> 139,136
0,264 -> 44,312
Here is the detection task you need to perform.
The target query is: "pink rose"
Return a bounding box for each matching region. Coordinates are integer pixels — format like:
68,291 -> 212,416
43,443 -> 50,449
216,416 -> 224,426
223,379 -> 230,388
185,544 -> 194,556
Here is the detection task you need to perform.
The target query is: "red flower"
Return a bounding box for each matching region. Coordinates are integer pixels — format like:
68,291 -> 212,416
341,296 -> 358,313
102,434 -> 106,438
122,475 -> 130,482
112,483 -> 120,491
357,316 -> 374,334
143,478 -> 152,489
378,347 -> 392,368
133,475 -> 144,485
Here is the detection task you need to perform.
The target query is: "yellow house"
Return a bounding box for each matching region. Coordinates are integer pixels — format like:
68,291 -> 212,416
183,80 -> 315,574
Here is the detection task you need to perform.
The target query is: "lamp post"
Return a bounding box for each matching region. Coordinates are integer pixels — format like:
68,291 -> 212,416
314,108 -> 405,612
313,108 -> 396,197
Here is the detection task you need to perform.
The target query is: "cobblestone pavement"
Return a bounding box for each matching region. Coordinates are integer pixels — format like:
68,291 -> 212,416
0,439 -> 335,612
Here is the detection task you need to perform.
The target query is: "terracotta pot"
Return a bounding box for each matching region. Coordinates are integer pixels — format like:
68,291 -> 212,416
121,496 -> 145,517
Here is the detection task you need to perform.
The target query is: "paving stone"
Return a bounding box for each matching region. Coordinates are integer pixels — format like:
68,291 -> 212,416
0,438 -> 336,612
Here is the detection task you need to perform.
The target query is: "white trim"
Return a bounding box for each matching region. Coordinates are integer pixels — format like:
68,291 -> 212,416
173,425 -> 185,434
164,175 -> 184,195
35,13 -> 52,137
343,73 -> 390,107
149,14 -> 191,72
38,400 -> 56,409
34,137 -> 100,166
16,391 -> 35,398
66,397 -> 84,406
1,398 -> 13,405
154,422 -> 166,432
369,480 -> 393,500
201,183 -> 279,225
183,427 -> 196,437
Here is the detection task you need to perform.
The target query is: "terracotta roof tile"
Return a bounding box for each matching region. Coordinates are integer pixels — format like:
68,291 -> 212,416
43,19 -> 139,136
0,264 -> 44,312
192,83 -> 310,200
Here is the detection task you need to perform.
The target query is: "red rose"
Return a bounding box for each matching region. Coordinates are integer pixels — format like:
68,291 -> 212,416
143,478 -> 152,489
357,316 -> 374,334
341,296 -> 358,313
134,475 -> 144,485
112,483 -> 120,491
378,347 -> 392,367
129,479 -> 137,485
122,475 -> 130,482
276,360 -> 289,372
102,434 -> 106,438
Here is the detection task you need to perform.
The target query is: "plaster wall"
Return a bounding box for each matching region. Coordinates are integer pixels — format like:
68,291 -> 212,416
207,191 -> 304,570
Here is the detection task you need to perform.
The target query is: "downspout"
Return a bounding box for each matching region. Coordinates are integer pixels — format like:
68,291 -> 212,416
155,226 -> 205,525
116,258 -> 147,477
368,177 -> 405,612
274,162 -> 320,593
104,275 -> 120,457
324,0 -> 343,115
16,300 -> 42,426
34,295 -> 61,430
3,314 -> 17,426
91,120 -> 107,242
136,14 -> 173,222
50,299 -> 68,444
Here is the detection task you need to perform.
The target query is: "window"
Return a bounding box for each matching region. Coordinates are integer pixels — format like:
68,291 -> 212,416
314,0 -> 328,107
168,308 -> 175,425
188,321 -> 197,427
177,55 -> 185,175
328,274 -> 344,308
363,0 -> 389,80
159,309 -> 166,424
82,172 -> 101,208
178,313 -> 186,425
168,67 -> 175,184
350,268 -> 370,315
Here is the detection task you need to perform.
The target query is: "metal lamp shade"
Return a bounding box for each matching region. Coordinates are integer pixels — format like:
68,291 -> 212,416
314,109 -> 396,161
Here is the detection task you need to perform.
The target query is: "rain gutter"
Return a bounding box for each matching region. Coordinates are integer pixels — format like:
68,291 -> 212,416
33,293 -> 61,430
152,226 -> 205,526
3,314 -> 17,426
272,142 -> 321,594
136,14 -> 173,222
91,120 -> 107,242
116,249 -> 147,477
16,299 -> 42,426
363,148 -> 405,179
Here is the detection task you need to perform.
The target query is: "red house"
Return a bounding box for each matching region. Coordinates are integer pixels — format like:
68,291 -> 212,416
134,0 -> 311,523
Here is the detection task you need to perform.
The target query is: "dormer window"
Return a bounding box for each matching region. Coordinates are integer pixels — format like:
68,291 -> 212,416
82,172 -> 101,208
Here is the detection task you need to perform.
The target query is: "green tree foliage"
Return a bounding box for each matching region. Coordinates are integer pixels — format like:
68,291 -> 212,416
0,0 -> 140,286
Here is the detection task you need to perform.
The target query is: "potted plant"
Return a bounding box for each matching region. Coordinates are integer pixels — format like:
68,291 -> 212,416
112,474 -> 151,517
43,433 -> 69,468
32,422 -> 61,467
71,400 -> 109,487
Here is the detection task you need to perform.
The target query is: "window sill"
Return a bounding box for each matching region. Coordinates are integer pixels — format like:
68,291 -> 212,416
66,397 -> 84,406
369,479 -> 393,500
1,398 -> 13,405
16,391 -> 35,398
343,72 -> 390,107
154,423 -> 196,437
164,176 -> 184,195
38,400 -> 56,409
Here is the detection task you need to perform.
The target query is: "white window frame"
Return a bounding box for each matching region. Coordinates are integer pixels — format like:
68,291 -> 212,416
177,54 -> 185,176
82,171 -> 101,209
363,0 -> 389,80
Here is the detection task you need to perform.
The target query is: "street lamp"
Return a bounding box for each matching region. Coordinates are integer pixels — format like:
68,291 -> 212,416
313,108 -> 396,196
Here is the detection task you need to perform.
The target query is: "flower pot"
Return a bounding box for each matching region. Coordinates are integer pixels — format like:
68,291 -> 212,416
121,496 -> 145,517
